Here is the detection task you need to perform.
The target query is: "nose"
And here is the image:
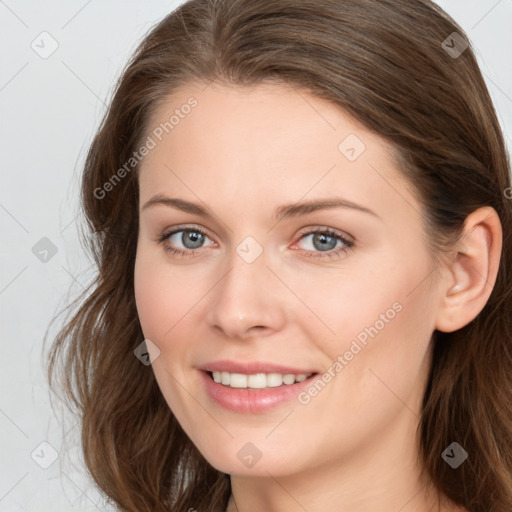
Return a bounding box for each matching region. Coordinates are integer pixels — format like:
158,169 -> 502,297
205,245 -> 287,340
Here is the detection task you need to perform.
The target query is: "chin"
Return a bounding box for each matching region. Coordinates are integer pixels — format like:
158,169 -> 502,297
196,440 -> 309,477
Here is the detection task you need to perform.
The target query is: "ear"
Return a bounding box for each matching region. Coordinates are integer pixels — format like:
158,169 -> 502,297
435,206 -> 502,333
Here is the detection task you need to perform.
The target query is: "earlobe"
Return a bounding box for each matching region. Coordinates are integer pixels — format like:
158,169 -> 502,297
435,207 -> 502,333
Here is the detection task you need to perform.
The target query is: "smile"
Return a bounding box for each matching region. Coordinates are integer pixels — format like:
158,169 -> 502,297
200,369 -> 319,413
211,371 -> 313,389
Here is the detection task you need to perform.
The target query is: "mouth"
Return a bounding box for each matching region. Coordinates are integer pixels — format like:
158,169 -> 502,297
199,369 -> 320,413
206,370 -> 318,389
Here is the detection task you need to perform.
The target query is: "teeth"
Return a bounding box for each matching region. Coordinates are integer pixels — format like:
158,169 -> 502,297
211,371 -> 312,389
267,373 -> 284,387
248,373 -> 266,388
230,373 -> 247,388
282,374 -> 295,385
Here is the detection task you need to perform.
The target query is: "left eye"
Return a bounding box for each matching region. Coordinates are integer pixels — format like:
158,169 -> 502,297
296,231 -> 346,252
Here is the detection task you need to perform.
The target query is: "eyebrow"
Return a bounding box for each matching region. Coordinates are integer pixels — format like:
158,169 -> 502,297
141,194 -> 380,221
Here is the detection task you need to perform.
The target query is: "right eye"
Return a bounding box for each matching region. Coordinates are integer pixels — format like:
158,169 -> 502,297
158,226 -> 216,257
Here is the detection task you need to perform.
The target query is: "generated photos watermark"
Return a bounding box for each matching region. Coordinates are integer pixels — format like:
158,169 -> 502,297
298,301 -> 403,405
94,97 -> 198,200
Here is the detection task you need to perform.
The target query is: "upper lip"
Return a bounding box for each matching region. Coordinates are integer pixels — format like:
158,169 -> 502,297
199,360 -> 318,375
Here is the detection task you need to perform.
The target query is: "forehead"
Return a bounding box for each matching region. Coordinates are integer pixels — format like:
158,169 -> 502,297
138,80 -> 421,227
143,80 -> 388,166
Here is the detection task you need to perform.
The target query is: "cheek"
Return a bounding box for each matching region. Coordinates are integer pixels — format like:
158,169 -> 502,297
133,250 -> 193,414
308,244 -> 437,404
134,246 -> 177,340
134,261 -> 161,340
324,271 -> 436,427
283,257 -> 408,349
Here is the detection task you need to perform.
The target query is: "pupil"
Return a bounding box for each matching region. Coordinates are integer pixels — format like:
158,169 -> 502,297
314,233 -> 336,251
183,231 -> 204,249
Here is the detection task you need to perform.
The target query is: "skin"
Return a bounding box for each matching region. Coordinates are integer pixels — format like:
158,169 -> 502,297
134,80 -> 502,512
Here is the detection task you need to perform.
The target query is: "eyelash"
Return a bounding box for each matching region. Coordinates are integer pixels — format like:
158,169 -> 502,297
157,226 -> 354,260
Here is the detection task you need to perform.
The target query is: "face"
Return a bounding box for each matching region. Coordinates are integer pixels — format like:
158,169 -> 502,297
134,80 -> 443,476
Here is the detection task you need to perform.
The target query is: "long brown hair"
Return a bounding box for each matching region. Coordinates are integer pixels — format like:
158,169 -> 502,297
45,0 -> 512,510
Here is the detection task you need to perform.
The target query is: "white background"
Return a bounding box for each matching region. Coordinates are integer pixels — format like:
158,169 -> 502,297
1,1 -> 511,510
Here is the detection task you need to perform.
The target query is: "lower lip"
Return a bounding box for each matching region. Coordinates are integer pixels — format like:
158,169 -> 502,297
199,370 -> 318,413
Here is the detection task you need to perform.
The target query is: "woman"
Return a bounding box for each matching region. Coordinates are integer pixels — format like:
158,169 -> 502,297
46,0 -> 512,511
